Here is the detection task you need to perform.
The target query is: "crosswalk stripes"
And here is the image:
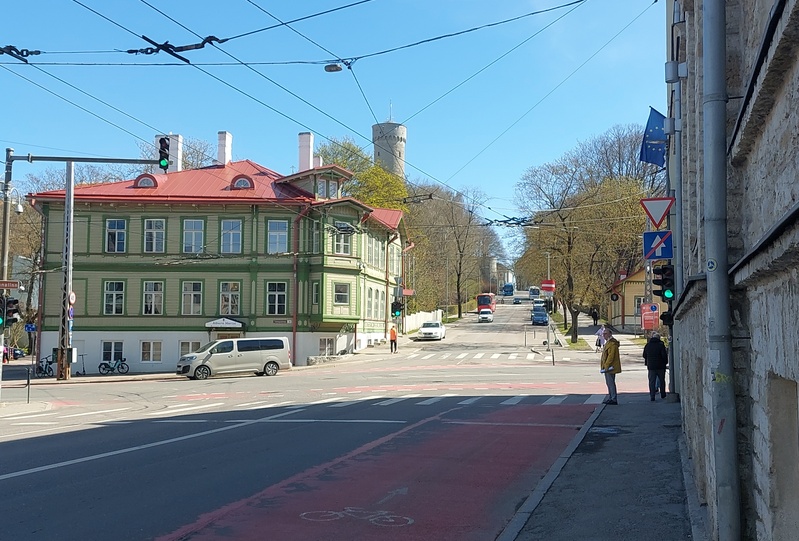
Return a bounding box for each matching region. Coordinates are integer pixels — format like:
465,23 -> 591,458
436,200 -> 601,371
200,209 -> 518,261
542,396 -> 566,405
500,396 -> 525,405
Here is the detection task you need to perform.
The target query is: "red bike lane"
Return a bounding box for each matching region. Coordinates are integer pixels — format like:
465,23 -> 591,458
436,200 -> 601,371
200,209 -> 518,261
158,403 -> 596,541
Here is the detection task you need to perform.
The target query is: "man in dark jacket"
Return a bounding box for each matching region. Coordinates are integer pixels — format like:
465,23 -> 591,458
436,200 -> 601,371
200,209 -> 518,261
643,332 -> 669,401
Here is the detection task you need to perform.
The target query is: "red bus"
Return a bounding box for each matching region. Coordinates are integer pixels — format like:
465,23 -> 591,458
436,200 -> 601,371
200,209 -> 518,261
476,292 -> 497,313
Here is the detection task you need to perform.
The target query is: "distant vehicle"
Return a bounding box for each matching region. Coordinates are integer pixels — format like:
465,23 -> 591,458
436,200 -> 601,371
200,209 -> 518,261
533,299 -> 546,309
531,306 -> 549,326
417,321 -> 446,340
502,283 -> 514,296
476,292 -> 497,313
513,297 -> 522,305
529,286 -> 540,300
478,309 -> 494,323
12,348 -> 25,360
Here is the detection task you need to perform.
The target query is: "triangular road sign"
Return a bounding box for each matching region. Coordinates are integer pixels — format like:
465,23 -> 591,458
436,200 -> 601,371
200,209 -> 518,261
640,197 -> 675,228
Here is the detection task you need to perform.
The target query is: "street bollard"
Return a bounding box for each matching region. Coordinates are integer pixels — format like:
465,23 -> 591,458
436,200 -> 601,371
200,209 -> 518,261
26,367 -> 31,403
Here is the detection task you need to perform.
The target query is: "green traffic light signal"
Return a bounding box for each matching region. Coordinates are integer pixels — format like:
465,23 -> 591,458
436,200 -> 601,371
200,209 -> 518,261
158,137 -> 170,172
653,264 -> 675,302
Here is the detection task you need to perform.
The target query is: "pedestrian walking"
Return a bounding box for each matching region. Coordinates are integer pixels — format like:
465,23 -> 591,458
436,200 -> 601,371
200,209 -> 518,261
594,324 -> 607,353
389,325 -> 398,354
591,308 -> 599,326
600,328 -> 621,405
643,332 -> 669,401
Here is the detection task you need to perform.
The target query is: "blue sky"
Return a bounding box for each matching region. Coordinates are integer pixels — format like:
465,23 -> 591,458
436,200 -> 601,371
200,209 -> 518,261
3,0 -> 666,226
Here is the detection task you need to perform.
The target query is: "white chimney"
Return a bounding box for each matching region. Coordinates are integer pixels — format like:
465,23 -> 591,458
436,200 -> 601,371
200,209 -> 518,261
217,131 -> 232,165
313,155 -> 324,168
298,132 -> 314,172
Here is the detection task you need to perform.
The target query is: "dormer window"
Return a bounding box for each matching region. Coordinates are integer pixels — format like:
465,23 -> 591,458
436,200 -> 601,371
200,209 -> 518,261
231,175 -> 253,190
133,174 -> 158,188
329,180 -> 338,198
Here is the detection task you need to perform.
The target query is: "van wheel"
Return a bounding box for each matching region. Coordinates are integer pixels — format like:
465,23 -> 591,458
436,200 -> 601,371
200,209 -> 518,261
194,365 -> 211,380
263,361 -> 279,376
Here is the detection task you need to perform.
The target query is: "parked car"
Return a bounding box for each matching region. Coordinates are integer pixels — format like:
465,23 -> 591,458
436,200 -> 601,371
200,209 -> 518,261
12,348 -> 25,360
417,321 -> 446,340
478,309 -> 494,323
531,306 -> 549,326
176,337 -> 291,380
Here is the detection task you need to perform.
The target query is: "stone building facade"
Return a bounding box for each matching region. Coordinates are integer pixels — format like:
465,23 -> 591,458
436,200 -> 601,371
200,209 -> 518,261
673,0 -> 799,539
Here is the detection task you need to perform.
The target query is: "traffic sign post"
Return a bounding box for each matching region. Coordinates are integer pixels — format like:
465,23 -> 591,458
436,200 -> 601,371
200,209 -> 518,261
641,303 -> 659,330
643,231 -> 673,260
540,279 -> 555,298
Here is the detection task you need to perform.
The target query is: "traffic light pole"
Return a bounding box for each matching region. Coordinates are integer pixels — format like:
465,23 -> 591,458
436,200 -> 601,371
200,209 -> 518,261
3,149 -> 158,382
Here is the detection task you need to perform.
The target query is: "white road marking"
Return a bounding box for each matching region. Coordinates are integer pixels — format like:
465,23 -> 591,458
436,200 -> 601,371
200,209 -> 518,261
146,403 -> 225,417
421,354 -> 435,360
473,353 -> 485,359
456,353 -> 468,359
457,397 -> 483,405
491,353 -> 501,359
500,396 -> 525,405
527,353 -> 536,360
543,396 -> 566,405
61,408 -> 132,418
508,354 -> 518,360
585,394 -> 606,404
0,409 -> 305,481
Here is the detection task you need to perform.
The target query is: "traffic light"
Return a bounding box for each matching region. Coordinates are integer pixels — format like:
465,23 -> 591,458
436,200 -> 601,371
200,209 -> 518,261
5,297 -> 19,327
653,264 -> 675,301
391,301 -> 402,318
0,296 -> 5,327
660,311 -> 674,327
158,137 -> 170,172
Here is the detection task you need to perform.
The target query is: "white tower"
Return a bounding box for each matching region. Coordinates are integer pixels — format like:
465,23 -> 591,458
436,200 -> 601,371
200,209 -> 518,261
372,122 -> 407,178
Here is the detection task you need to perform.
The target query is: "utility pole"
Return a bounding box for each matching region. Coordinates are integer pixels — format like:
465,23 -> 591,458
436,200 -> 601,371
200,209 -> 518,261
2,150 -> 159,382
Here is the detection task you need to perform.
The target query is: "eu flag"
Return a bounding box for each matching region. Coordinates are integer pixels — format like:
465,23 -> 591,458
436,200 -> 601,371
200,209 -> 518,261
639,107 -> 667,167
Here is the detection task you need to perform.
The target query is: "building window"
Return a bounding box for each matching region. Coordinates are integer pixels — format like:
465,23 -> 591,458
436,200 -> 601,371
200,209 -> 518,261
312,282 -> 320,305
221,219 -> 242,254
334,283 -> 349,305
380,291 -> 385,319
333,222 -> 351,255
182,282 -> 202,315
367,288 -> 373,319
267,220 -> 289,254
104,281 -> 124,315
317,181 -> 327,199
267,282 -> 287,315
101,341 -> 124,362
143,281 -> 163,315
311,221 -> 321,254
634,296 -> 645,316
144,219 -> 165,253
329,180 -> 338,198
141,341 -> 162,362
220,282 -> 240,316
183,219 -> 204,254
179,341 -> 202,357
106,219 -> 126,253
319,337 -> 334,356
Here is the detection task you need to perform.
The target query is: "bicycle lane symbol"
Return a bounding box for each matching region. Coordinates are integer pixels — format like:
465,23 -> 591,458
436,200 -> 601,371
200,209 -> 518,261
300,506 -> 414,527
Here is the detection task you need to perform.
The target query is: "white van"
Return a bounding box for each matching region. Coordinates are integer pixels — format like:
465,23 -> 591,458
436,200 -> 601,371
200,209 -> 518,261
176,337 -> 291,380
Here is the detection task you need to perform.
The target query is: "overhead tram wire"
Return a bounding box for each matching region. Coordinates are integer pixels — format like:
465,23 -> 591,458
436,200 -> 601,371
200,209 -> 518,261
444,0 -> 660,184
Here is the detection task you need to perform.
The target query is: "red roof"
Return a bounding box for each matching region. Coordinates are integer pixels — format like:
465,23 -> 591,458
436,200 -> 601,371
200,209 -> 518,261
29,160 -> 314,205
368,208 -> 403,229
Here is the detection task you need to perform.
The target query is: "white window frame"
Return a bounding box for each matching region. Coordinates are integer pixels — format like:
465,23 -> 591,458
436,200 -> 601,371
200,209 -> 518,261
329,180 -> 338,198
105,219 -> 127,253
143,281 -> 163,315
319,337 -> 334,356
182,281 -> 202,315
220,282 -> 240,316
183,219 -> 204,254
333,222 -> 351,255
312,221 -> 321,254
101,341 -> 124,362
144,218 -> 165,253
367,288 -> 373,319
634,296 -> 645,316
140,341 -> 162,363
179,341 -> 201,357
267,220 -> 289,254
312,282 -> 320,305
221,219 -> 242,254
334,283 -> 349,305
267,282 -> 288,315
104,281 -> 124,315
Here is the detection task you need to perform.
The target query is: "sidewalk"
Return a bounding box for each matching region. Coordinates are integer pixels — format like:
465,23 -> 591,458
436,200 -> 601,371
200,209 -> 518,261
501,311 -> 707,541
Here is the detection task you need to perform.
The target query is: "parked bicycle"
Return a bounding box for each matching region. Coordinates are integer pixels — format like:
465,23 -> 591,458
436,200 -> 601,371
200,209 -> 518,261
98,357 -> 129,375
34,356 -> 55,378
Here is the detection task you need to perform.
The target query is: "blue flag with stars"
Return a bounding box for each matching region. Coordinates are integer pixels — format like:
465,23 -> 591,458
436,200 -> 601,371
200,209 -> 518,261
639,107 -> 666,167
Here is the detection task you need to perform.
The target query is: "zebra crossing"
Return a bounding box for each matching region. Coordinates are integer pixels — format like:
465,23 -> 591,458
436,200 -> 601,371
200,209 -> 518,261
0,393 -> 608,428
402,350 -> 599,363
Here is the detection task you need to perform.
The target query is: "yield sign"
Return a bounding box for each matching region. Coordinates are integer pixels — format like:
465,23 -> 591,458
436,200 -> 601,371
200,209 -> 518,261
640,197 -> 675,228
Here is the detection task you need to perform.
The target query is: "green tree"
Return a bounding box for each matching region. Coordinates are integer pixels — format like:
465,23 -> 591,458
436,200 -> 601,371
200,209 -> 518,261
315,136 -> 372,175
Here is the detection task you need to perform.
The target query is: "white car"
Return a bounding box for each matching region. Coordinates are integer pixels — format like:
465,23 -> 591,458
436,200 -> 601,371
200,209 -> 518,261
417,321 -> 446,340
478,309 -> 494,323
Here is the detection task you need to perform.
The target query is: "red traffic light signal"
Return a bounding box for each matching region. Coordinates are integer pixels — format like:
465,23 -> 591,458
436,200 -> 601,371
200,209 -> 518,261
158,137 -> 170,172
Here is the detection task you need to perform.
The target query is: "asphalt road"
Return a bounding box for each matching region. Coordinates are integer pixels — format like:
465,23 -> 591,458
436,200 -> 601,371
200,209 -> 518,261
0,301 -> 648,540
